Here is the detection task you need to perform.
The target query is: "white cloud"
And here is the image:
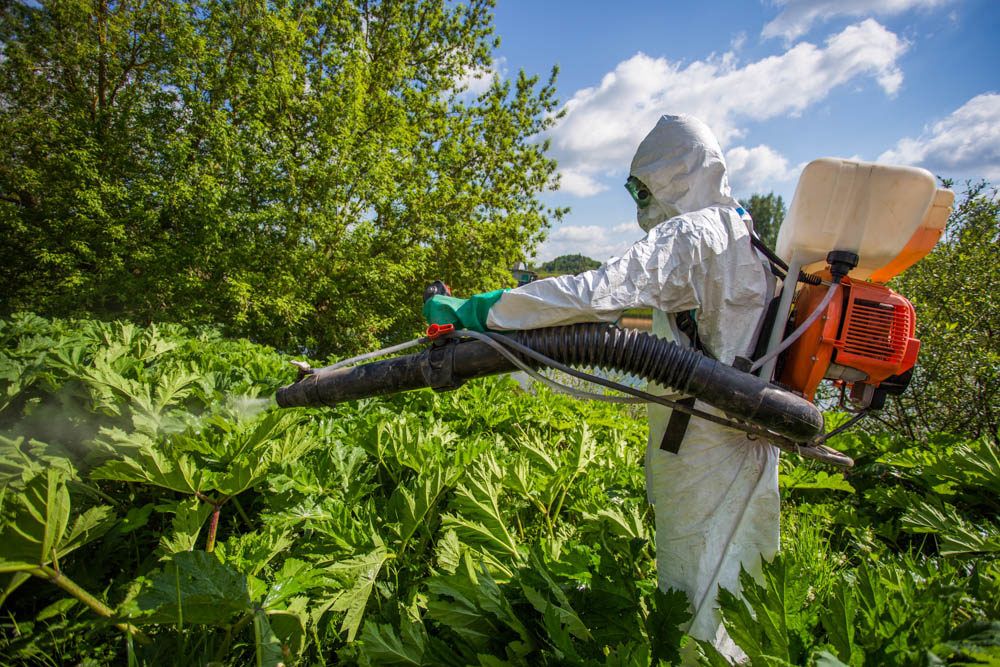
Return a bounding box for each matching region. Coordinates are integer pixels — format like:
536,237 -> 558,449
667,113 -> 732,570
878,93 -> 1000,180
730,31 -> 748,52
558,169 -> 608,197
725,145 -> 798,193
535,222 -> 642,263
548,20 -> 907,197
763,0 -> 952,41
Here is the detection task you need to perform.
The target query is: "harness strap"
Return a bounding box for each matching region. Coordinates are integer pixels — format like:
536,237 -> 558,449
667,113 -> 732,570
659,311 -> 706,453
660,396 -> 697,452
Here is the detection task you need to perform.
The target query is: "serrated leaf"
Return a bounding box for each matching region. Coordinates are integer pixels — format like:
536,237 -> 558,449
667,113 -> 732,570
522,551 -> 591,641
435,530 -> 464,574
585,504 -> 648,541
360,621 -> 428,665
91,445 -> 204,494
819,580 -> 860,666
151,368 -> 199,414
124,551 -> 251,625
717,556 -> 805,664
159,497 -> 214,553
328,545 -> 392,641
217,529 -> 294,578
442,455 -> 519,560
646,588 -> 691,666
780,469 -> 855,493
426,557 -> 529,649
263,558 -> 324,609
539,601 -> 583,661
901,501 -> 1000,556
0,469 -> 110,572
389,468 -> 448,548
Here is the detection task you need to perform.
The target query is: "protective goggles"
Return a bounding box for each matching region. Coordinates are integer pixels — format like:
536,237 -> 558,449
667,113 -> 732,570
624,176 -> 652,208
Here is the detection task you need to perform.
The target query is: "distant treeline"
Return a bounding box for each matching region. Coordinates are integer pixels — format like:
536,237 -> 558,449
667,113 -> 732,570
533,254 -> 601,275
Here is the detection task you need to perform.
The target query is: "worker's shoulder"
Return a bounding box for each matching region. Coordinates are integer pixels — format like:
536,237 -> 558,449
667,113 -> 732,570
652,207 -> 743,240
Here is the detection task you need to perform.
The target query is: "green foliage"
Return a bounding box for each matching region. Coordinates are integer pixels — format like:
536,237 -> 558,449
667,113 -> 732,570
124,551 -> 253,626
742,192 -> 786,249
0,468 -> 114,574
0,314 -> 997,664
878,182 -> 1000,442
534,254 -> 602,275
0,0 -> 564,356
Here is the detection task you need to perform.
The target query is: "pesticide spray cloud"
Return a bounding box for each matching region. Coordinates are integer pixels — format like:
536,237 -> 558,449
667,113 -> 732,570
230,396 -> 276,422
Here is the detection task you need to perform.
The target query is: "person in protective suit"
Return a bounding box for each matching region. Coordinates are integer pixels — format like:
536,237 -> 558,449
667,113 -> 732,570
425,114 -> 778,662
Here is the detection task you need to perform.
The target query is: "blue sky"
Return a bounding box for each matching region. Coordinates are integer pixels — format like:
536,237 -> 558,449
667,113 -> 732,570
477,0 -> 999,262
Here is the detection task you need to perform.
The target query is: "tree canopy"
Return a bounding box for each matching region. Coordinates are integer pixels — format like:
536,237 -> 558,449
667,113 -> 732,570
879,182 -> 999,442
0,0 -> 563,355
742,192 -> 785,249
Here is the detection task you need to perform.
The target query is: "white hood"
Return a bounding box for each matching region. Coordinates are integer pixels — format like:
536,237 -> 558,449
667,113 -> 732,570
630,114 -> 740,231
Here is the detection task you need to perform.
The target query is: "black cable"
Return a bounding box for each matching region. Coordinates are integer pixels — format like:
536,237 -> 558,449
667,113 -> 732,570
750,235 -> 824,286
751,235 -> 789,273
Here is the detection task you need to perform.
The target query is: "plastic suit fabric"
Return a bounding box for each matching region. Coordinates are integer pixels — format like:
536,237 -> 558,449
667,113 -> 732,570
486,115 -> 780,662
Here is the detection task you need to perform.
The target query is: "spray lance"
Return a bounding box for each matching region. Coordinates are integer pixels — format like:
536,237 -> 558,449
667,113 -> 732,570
276,160 -> 953,468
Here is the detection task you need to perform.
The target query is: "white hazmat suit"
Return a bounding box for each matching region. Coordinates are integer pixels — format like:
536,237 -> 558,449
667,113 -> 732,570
487,115 -> 780,660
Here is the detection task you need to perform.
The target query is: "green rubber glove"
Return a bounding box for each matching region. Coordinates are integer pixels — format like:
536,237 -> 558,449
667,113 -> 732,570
423,290 -> 508,332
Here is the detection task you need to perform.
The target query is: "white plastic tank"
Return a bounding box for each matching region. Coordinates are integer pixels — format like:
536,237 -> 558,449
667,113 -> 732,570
775,158 -> 938,280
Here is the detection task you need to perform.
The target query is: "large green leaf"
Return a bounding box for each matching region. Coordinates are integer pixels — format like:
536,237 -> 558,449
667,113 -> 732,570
442,454 -> 520,560
266,596 -> 309,658
389,468 -> 449,548
326,544 -> 392,642
819,580 -> 861,666
717,556 -> 810,665
91,445 -> 204,494
123,551 -> 252,625
0,469 -> 113,572
361,621 -> 429,666
520,551 -> 591,642
261,558 -> 325,610
901,501 -> 1000,556
646,588 -> 691,666
425,556 -> 531,651
253,609 -> 285,667
159,497 -> 214,553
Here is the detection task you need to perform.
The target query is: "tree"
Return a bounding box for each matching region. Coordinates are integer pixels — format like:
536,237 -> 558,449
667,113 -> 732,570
536,254 -> 600,275
742,193 -> 785,249
0,0 -> 563,355
878,181 -> 999,442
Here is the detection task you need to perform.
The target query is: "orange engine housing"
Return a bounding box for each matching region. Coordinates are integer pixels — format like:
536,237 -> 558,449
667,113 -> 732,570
778,275 -> 920,402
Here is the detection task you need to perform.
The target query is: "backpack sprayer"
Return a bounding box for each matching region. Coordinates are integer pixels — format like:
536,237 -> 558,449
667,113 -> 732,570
276,160 -> 953,467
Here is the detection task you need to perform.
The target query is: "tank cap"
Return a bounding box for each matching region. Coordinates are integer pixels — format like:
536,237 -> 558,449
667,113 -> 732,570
827,250 -> 860,281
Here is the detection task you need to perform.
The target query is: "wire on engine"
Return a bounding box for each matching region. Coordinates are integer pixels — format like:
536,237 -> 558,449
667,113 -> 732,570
749,283 -> 840,373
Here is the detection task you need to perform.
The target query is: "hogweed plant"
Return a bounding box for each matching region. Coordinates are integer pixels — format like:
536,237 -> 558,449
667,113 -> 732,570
0,315 -> 996,665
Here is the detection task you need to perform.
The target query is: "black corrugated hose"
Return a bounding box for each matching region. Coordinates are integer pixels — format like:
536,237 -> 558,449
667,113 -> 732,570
277,323 -> 824,445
